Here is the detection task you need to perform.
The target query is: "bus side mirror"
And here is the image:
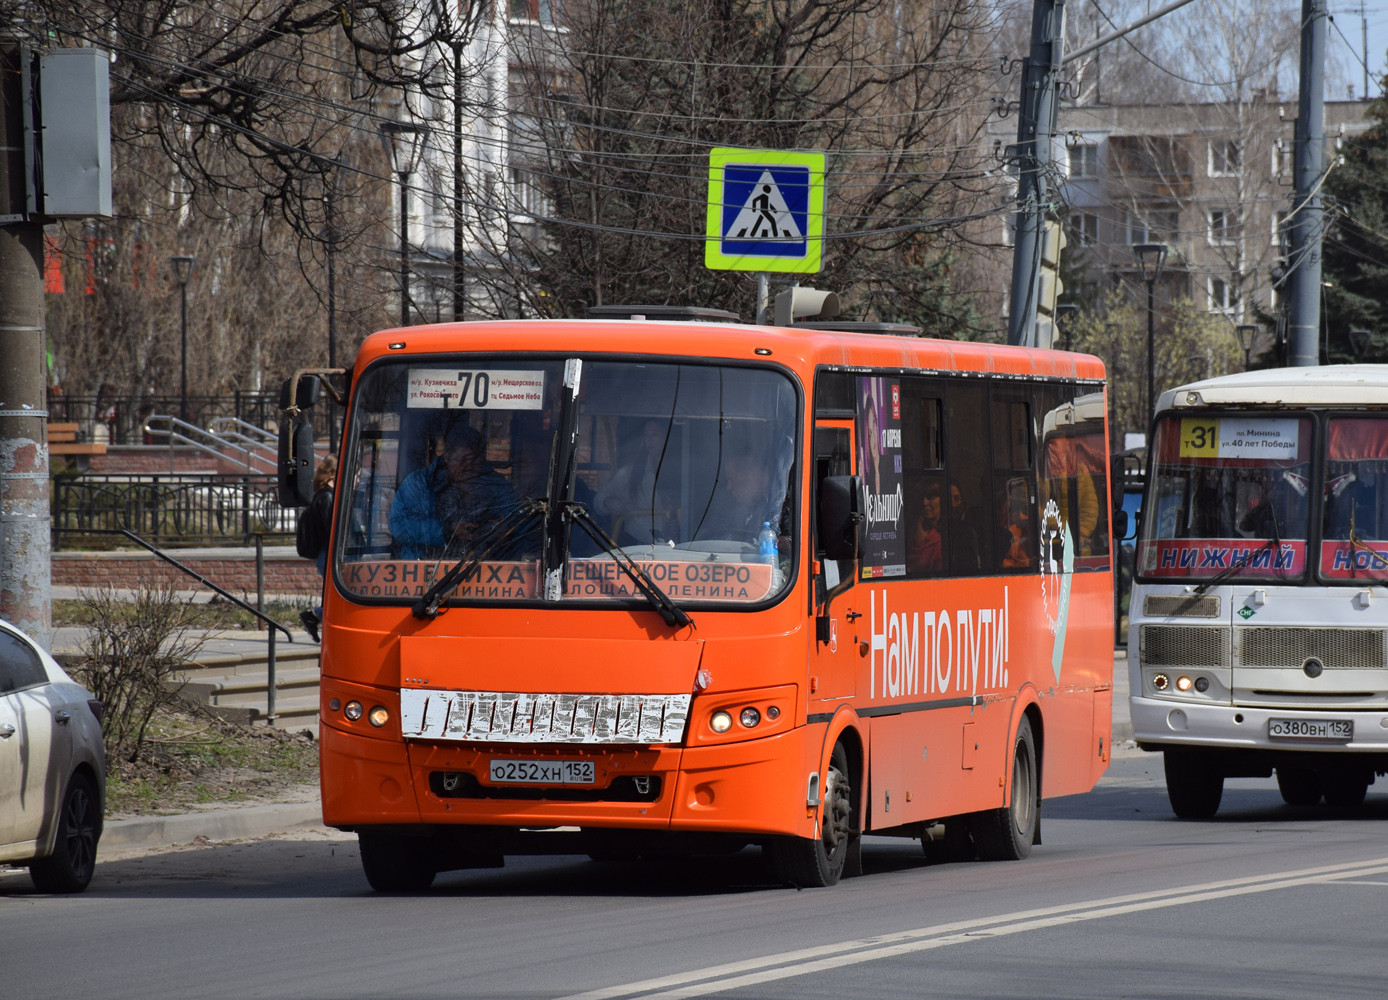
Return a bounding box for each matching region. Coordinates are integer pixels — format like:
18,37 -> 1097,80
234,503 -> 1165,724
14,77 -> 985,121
1112,508 -> 1129,540
820,474 -> 862,561
277,417 -> 315,507
279,374 -> 321,411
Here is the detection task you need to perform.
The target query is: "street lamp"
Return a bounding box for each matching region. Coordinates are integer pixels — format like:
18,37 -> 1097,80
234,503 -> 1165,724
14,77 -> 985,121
378,120 -> 427,328
170,254 -> 196,423
1349,328 -> 1372,362
1235,324 -> 1259,371
1133,243 -> 1168,419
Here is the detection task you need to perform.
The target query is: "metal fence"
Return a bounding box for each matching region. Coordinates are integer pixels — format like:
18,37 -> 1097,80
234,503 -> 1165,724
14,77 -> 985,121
46,391 -> 334,445
52,474 -> 296,549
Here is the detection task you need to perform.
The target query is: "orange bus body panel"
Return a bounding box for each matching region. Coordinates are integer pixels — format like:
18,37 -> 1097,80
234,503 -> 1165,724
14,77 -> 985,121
318,320 -> 1112,843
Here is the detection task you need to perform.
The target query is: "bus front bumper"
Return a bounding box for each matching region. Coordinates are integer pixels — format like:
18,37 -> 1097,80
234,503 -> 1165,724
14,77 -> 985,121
1132,695 -> 1388,752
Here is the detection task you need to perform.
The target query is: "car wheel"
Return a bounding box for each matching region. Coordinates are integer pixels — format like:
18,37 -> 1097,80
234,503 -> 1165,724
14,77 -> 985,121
975,716 -> 1039,861
29,772 -> 101,894
358,832 -> 437,891
1276,766 -> 1322,806
767,742 -> 853,887
1164,749 -> 1223,819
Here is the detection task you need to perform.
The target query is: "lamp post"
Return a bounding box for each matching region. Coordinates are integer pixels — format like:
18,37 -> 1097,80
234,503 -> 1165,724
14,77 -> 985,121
170,255 -> 196,423
1134,243 -> 1168,419
378,120 -> 427,328
1235,324 -> 1258,371
1349,328 -> 1372,362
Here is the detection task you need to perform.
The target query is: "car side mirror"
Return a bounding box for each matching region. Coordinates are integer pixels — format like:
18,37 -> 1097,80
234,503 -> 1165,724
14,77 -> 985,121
277,417 -> 315,507
819,474 -> 862,561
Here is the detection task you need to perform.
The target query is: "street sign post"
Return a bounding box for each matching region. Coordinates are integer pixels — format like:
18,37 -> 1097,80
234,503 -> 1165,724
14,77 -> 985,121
705,148 -> 825,273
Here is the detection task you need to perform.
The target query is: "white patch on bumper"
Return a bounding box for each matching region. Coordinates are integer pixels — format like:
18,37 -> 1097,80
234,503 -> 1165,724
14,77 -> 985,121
400,689 -> 692,744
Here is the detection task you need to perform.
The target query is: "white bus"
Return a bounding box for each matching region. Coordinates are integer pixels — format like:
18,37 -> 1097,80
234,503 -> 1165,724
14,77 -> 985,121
1130,366 -> 1388,816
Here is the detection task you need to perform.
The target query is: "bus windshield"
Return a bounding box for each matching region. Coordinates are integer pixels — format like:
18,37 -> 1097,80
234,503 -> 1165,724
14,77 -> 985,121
1321,416 -> 1388,580
1138,413 -> 1312,582
336,358 -> 798,606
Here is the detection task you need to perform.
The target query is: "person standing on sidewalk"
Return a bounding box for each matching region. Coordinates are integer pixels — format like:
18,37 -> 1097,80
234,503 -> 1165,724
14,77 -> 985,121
297,454 -> 336,642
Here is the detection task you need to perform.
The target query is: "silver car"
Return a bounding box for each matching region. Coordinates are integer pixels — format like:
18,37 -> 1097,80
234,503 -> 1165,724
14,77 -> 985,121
0,619 -> 105,892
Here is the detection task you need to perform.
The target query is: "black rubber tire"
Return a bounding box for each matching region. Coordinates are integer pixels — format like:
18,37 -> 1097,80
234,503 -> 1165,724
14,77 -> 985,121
358,832 -> 437,891
29,772 -> 101,894
1276,766 -> 1322,806
1321,769 -> 1370,809
975,716 -> 1039,861
767,743 -> 854,887
1163,749 -> 1224,819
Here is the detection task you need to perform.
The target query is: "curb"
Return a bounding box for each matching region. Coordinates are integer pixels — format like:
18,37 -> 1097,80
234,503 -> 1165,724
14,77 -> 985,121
103,801 -> 324,850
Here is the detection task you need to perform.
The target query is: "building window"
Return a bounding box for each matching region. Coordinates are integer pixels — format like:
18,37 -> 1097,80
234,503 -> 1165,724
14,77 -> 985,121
1127,208 -> 1178,245
1209,138 -> 1241,176
1272,209 -> 1289,250
1068,144 -> 1098,178
1209,276 -> 1240,314
1271,139 -> 1292,178
510,0 -> 554,22
510,167 -> 550,219
1208,207 -> 1239,244
1068,212 -> 1098,247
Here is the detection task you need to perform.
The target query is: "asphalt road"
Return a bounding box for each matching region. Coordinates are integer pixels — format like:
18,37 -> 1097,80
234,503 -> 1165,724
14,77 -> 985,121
4,748 -> 1387,1000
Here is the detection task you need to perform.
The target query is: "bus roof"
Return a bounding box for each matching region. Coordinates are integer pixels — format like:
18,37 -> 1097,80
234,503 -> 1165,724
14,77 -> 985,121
1156,364 -> 1388,412
355,319 -> 1107,383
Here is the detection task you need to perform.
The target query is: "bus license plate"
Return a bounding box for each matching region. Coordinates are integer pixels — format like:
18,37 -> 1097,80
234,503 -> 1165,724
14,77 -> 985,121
489,759 -> 596,785
1268,718 -> 1354,742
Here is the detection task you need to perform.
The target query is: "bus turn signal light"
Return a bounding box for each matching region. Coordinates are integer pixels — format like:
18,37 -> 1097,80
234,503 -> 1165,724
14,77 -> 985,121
710,711 -> 733,733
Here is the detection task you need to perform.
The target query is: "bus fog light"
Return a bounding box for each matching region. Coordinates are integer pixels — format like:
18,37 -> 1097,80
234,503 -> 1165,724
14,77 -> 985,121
368,706 -> 390,727
740,707 -> 761,728
1193,677 -> 1210,693
1152,673 -> 1169,691
1176,675 -> 1193,692
344,700 -> 364,721
766,705 -> 781,720
710,711 -> 733,733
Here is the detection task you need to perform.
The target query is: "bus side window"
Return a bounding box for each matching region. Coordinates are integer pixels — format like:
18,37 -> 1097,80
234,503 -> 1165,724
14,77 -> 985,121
991,392 -> 1036,573
901,379 -> 947,578
943,382 -> 995,576
1037,385 -> 1110,569
814,425 -> 854,596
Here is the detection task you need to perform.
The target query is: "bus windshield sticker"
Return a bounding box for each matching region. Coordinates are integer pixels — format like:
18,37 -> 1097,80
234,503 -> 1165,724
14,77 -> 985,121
857,376 -> 906,578
1179,416 -> 1299,460
406,369 -> 545,409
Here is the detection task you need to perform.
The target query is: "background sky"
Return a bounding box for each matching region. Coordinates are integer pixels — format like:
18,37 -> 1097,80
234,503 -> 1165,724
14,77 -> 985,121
1331,3 -> 1387,100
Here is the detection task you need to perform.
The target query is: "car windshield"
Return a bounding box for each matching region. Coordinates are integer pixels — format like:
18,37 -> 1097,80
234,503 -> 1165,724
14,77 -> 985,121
1138,414 -> 1312,582
1320,417 -> 1388,581
336,358 -> 798,606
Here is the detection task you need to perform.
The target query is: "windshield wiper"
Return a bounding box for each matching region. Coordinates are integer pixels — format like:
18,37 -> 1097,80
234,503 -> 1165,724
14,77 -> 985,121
412,498 -> 547,619
563,501 -> 694,630
1194,499 -> 1283,595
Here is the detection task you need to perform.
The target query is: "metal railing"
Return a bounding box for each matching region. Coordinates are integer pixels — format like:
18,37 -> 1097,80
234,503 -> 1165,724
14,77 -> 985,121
46,390 -> 334,446
143,414 -> 278,475
119,529 -> 292,723
52,473 -> 293,549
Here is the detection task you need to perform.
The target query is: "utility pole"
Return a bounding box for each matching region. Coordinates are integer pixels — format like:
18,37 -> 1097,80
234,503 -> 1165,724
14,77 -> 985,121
453,39 -> 466,323
0,40 -> 50,647
1006,0 -> 1065,348
1287,0 -> 1328,367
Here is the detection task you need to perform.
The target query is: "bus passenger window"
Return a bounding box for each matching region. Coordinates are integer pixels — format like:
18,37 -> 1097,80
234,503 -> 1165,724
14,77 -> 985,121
943,383 -> 993,575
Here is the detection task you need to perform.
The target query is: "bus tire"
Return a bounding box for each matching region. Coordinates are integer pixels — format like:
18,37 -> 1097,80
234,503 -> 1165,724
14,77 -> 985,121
1276,766 -> 1322,806
358,832 -> 437,891
975,716 -> 1038,861
1163,749 -> 1223,818
767,743 -> 853,887
1322,768 -> 1370,809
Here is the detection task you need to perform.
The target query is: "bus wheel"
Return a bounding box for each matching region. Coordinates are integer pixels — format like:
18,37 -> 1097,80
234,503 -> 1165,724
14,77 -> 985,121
1163,749 -> 1223,819
1276,766 -> 1322,806
1322,769 -> 1370,809
358,832 -> 437,892
975,716 -> 1038,861
768,743 -> 854,887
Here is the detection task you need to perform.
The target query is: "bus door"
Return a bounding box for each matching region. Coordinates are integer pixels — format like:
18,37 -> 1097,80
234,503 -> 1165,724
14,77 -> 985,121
811,419 -> 859,702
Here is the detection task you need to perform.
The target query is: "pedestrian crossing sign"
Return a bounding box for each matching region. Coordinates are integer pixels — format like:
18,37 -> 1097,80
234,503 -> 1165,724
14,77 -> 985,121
705,148 -> 825,273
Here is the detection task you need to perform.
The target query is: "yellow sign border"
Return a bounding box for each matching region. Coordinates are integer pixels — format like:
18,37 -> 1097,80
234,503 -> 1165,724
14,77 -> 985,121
704,147 -> 825,273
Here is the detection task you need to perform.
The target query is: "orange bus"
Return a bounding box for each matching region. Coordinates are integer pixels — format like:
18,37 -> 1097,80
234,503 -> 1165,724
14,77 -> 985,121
283,316 -> 1115,890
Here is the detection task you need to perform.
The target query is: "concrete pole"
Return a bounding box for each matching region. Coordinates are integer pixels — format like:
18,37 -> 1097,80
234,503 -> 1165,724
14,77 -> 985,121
1287,0 -> 1327,367
453,39 -> 465,323
1006,0 -> 1066,348
0,41 -> 51,648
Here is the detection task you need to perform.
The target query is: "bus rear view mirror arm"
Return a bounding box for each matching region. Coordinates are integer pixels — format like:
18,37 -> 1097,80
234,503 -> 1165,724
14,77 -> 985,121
820,475 -> 863,562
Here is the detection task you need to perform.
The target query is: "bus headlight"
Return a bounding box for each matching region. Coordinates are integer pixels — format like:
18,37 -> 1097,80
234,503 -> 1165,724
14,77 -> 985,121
710,711 -> 733,733
344,700 -> 364,721
368,706 -> 390,727
1152,673 -> 1170,691
739,707 -> 761,728
1176,675 -> 1193,692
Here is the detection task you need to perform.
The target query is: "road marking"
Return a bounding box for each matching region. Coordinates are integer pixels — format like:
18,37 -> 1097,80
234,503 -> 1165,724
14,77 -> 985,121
1330,879 -> 1388,886
557,856 -> 1388,1000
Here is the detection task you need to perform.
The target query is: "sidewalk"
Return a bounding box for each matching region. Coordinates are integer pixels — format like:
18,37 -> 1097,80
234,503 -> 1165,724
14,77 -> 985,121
102,796 -> 325,851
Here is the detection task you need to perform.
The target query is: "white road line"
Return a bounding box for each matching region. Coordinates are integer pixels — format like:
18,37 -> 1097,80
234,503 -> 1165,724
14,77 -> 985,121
1330,879 -> 1388,886
556,856 -> 1388,1000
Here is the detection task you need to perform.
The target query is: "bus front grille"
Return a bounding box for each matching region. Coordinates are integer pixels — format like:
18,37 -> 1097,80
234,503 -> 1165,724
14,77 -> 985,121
1143,594 -> 1221,618
1237,628 -> 1388,670
1141,625 -> 1230,667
